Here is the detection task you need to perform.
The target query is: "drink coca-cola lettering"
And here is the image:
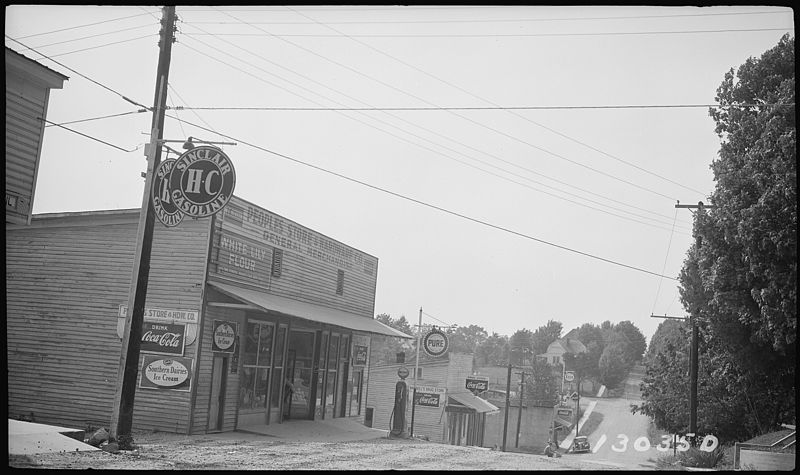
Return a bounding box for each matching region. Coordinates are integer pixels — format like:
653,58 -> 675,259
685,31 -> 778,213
141,323 -> 186,356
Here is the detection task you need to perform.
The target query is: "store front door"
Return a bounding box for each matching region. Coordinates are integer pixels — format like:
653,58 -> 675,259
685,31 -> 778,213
285,329 -> 315,420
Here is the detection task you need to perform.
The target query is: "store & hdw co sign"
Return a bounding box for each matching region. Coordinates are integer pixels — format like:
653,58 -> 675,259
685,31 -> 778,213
153,145 -> 236,227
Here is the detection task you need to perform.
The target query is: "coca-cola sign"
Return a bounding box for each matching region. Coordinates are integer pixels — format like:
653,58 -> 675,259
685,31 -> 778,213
140,322 -> 186,356
416,392 -> 441,408
465,377 -> 489,392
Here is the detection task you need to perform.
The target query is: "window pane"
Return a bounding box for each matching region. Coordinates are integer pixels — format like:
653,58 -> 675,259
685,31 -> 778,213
274,326 -> 286,367
318,332 -> 328,370
325,369 -> 336,417
328,334 -> 339,369
239,367 -> 270,412
258,324 -> 274,367
270,368 -> 283,409
243,322 -> 260,366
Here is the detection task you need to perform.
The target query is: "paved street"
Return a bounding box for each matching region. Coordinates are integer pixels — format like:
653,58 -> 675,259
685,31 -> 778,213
566,367 -> 661,470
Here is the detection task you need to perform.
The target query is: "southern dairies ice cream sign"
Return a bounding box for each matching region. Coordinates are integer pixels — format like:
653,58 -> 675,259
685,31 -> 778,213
153,145 -> 236,227
139,355 -> 193,391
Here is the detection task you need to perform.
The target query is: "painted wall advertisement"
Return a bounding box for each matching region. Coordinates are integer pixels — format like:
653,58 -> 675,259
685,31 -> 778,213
415,385 -> 445,408
140,322 -> 186,356
140,355 -> 193,392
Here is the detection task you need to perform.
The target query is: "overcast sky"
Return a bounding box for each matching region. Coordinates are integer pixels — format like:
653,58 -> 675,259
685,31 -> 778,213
6,5 -> 795,343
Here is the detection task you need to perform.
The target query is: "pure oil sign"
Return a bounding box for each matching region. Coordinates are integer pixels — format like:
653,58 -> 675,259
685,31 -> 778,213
153,145 -> 236,226
140,322 -> 186,356
140,355 -> 193,391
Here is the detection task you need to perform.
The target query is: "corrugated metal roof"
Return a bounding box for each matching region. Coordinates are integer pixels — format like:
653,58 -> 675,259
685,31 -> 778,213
208,280 -> 413,339
448,391 -> 500,414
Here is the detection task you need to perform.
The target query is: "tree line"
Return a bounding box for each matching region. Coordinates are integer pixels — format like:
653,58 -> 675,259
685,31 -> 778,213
632,35 -> 795,445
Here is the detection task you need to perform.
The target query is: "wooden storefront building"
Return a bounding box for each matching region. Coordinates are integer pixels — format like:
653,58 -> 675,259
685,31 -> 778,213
6,195 -> 410,434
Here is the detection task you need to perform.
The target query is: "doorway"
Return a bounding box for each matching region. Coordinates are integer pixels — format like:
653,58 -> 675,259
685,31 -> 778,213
285,330 -> 315,420
208,355 -> 228,431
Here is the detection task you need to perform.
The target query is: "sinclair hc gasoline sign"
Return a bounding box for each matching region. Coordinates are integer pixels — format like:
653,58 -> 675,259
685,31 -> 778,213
153,145 -> 236,227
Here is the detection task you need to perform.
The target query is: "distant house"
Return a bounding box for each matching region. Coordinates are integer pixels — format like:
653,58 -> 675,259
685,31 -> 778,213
537,337 -> 588,366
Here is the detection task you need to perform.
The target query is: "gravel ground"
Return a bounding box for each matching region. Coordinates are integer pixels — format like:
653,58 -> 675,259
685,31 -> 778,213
9,430 -> 621,470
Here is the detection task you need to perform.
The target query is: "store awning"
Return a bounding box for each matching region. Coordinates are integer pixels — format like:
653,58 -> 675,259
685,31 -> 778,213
448,391 -> 500,414
207,280 -> 412,339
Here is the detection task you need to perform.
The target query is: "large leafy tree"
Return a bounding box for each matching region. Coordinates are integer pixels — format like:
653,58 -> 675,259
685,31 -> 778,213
571,323 -> 606,379
637,35 -> 796,440
446,324 -> 488,355
373,313 -> 414,365
598,336 -> 629,388
613,320 -> 647,364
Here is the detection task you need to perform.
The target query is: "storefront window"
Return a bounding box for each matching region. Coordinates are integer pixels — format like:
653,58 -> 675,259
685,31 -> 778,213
239,321 -> 274,413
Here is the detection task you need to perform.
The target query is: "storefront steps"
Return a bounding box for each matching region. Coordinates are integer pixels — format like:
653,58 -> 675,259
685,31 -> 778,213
236,418 -> 388,442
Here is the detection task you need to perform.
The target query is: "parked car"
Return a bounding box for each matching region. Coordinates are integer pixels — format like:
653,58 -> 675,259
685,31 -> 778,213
571,436 -> 590,453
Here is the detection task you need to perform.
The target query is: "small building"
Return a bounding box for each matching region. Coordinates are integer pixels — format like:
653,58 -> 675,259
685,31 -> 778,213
365,352 -> 498,446
5,47 -> 67,225
6,195 -> 410,434
538,337 -> 588,366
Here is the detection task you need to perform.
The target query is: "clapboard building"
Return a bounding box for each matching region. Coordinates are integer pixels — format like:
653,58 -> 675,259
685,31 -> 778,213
6,195 -> 410,434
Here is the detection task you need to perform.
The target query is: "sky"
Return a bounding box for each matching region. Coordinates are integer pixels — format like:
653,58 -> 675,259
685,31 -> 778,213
5,5 -> 795,344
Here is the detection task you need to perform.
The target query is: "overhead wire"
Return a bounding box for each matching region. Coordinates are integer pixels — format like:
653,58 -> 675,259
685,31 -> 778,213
11,10 -> 157,40
165,113 -> 680,281
25,34 -> 157,59
5,37 -> 151,110
184,12 -> 696,227
43,109 -> 149,127
184,10 -> 790,25
38,117 -> 140,153
169,103 -> 793,110
213,8 -> 693,202
174,31 -> 692,233
12,24 -> 155,51
287,6 -> 710,198
186,27 -> 791,37
651,208 -> 680,315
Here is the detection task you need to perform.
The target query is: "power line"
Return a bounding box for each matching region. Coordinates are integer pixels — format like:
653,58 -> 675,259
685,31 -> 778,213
181,27 -> 791,38
651,208 -> 680,315
175,35 -> 692,232
13,24 -> 154,51
4,39 -> 151,110
182,10 -> 789,25
205,9 -> 690,203
28,34 -> 156,59
167,103 -> 792,111
38,117 -> 140,153
44,109 -> 148,127
165,114 -> 680,281
285,7 -> 711,199
11,10 -> 156,40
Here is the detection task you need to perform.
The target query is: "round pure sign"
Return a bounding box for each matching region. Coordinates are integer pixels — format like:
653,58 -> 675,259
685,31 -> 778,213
213,322 -> 236,352
152,159 -> 184,227
168,145 -> 236,218
144,359 -> 190,388
422,328 -> 449,357
397,366 -> 410,379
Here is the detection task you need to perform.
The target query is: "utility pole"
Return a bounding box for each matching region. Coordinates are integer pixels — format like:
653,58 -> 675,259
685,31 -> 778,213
502,363 -> 512,452
652,200 -> 714,445
514,368 -> 530,448
410,307 -> 422,437
109,6 -> 176,450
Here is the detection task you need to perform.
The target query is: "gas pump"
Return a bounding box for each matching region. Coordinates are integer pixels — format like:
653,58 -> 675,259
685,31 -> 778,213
389,366 -> 410,438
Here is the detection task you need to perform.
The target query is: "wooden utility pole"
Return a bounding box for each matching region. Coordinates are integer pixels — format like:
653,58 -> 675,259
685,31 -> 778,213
501,363 -> 512,451
409,307 -> 422,437
109,6 -> 176,450
514,368 -> 530,448
662,200 -> 714,444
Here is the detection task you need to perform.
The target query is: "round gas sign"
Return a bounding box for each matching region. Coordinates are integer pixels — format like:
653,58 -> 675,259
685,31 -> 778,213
152,159 -> 184,227
397,366 -> 410,379
168,145 -> 236,218
422,328 -> 449,357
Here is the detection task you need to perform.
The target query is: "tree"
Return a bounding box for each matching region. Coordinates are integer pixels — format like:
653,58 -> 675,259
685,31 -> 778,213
531,320 -> 562,356
509,328 -> 534,365
637,36 -> 796,441
446,324 -> 488,354
373,314 -> 414,365
571,323 -> 606,379
598,339 -> 628,388
613,320 -> 647,364
475,332 -> 509,366
526,357 -> 559,407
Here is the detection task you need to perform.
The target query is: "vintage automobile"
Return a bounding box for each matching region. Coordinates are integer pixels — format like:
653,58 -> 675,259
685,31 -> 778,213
571,436 -> 591,453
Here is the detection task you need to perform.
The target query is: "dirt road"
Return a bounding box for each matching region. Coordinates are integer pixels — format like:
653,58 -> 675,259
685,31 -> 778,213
10,430 -> 622,470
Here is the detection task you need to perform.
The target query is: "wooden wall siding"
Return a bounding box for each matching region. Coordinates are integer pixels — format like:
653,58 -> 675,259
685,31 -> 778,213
209,196 -> 378,318
191,306 -> 245,434
6,212 -> 210,433
5,77 -> 48,224
365,361 -> 451,443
